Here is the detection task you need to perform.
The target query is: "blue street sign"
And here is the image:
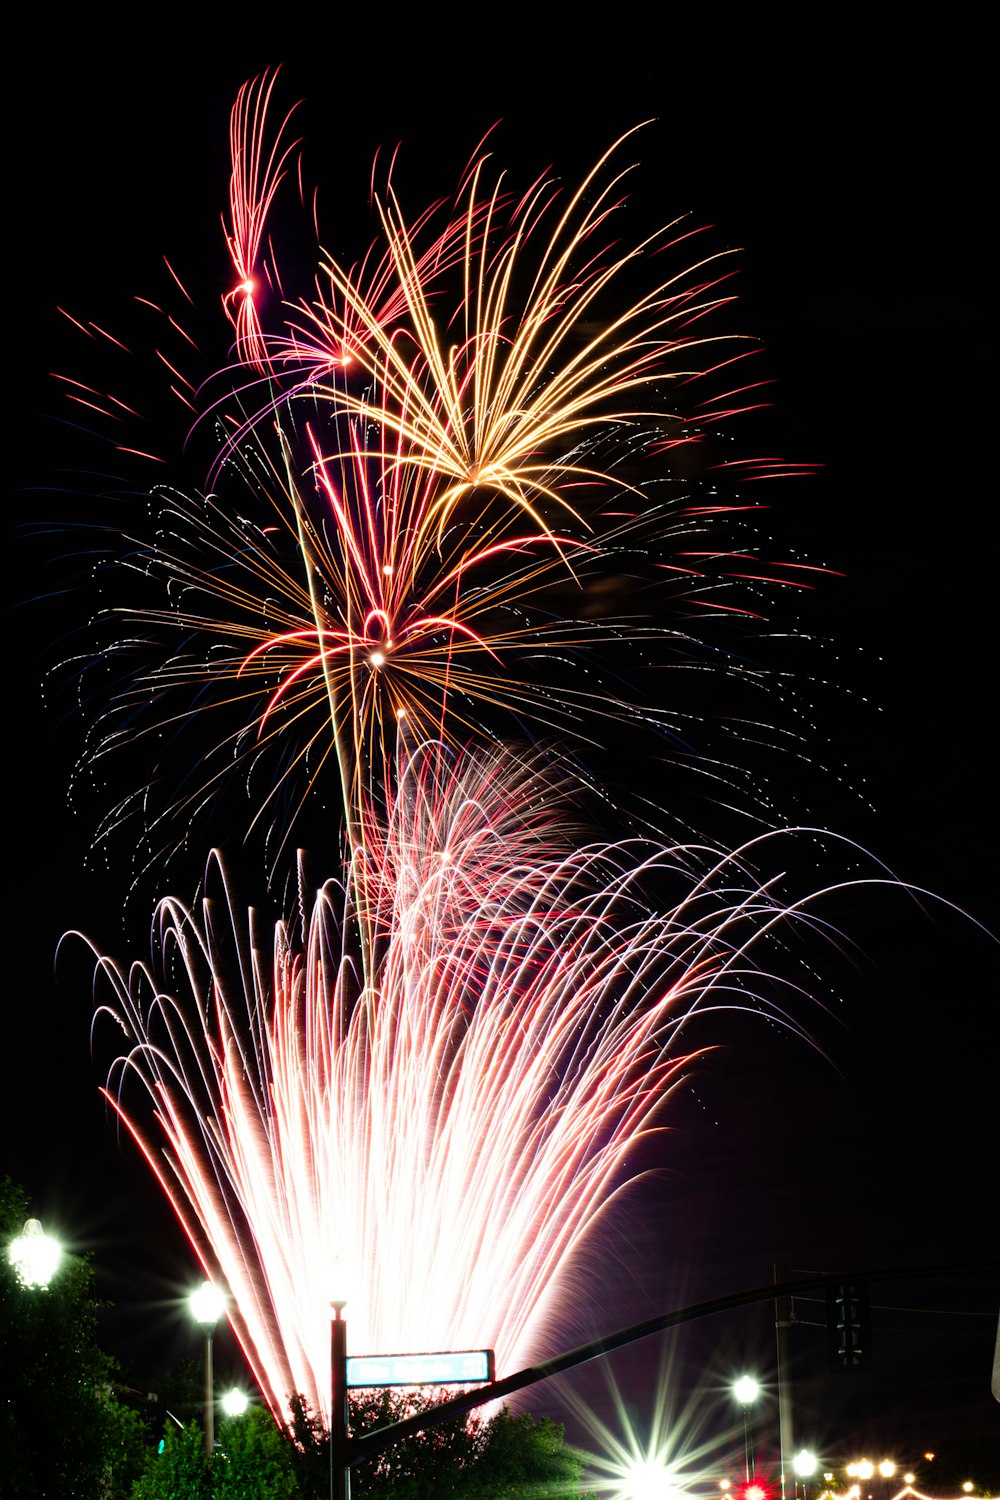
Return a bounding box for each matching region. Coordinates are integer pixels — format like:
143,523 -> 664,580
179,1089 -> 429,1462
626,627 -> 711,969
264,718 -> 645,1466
346,1348 -> 494,1388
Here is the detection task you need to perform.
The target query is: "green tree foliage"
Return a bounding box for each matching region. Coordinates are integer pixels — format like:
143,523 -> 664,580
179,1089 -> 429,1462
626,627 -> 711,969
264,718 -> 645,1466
133,1408 -> 302,1499
212,1407 -> 302,1499
470,1406 -> 585,1498
349,1387 -> 480,1497
0,1176 -> 150,1500
103,1398 -> 158,1500
290,1388 -> 583,1499
132,1419 -> 211,1499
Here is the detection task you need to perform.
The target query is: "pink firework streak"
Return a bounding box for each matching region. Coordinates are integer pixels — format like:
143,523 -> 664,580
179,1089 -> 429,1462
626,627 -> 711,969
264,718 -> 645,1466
83,743 -> 879,1425
62,70 -> 914,1444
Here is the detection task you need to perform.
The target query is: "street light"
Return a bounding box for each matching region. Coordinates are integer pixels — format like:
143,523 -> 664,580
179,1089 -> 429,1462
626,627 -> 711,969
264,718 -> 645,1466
732,1377 -> 760,1482
615,1457 -> 680,1499
8,1218 -> 61,1288
330,1280 -> 351,1500
220,1388 -> 249,1418
795,1449 -> 818,1500
189,1280 -> 226,1459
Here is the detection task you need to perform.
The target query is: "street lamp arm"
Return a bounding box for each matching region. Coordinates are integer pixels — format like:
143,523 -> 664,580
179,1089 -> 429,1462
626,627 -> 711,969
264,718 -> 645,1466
351,1259 -> 1000,1468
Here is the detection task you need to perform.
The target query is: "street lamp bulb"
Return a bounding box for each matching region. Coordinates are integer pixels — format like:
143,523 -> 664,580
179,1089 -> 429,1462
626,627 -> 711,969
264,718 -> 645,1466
221,1388 -> 249,1417
8,1219 -> 61,1288
615,1458 -> 678,1500
795,1452 -> 818,1478
878,1463 -> 896,1479
189,1280 -> 226,1328
733,1375 -> 760,1405
856,1463 -> 875,1481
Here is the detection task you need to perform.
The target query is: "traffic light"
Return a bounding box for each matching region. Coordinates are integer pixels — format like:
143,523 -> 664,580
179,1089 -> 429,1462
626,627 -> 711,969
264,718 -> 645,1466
826,1279 -> 872,1369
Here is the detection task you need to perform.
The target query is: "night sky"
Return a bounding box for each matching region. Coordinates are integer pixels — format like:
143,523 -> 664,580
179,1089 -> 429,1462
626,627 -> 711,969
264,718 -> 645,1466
7,4 -> 998,1481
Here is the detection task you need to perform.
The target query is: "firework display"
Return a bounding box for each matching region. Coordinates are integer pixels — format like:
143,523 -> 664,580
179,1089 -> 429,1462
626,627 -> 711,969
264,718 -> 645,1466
68,67 -> 897,1428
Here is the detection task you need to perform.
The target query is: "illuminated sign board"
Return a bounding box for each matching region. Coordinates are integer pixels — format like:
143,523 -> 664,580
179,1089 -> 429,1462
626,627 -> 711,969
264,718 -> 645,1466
345,1349 -> 495,1388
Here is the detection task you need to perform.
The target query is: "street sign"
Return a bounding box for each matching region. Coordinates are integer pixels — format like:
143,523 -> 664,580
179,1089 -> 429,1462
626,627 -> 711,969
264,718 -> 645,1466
346,1348 -> 495,1388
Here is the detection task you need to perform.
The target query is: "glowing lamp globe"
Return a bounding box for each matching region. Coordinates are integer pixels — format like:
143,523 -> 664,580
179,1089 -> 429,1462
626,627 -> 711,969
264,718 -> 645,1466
733,1376 -> 760,1405
189,1280 -> 226,1329
8,1219 -> 61,1288
615,1459 -> 679,1500
795,1452 -> 818,1478
221,1388 -> 249,1417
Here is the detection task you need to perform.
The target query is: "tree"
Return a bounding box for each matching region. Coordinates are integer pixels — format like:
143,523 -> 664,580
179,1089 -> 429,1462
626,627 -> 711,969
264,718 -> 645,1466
0,1176 -> 150,1499
471,1406 -> 585,1498
131,1419 -> 212,1499
132,1407 -> 303,1499
213,1407 -> 302,1499
289,1388 -> 584,1499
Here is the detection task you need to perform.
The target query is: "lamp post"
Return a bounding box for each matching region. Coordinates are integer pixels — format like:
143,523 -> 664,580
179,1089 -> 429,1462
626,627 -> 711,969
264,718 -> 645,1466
8,1218 -> 61,1288
330,1297 -> 350,1500
732,1376 -> 760,1482
189,1280 -> 226,1459
795,1449 -> 818,1500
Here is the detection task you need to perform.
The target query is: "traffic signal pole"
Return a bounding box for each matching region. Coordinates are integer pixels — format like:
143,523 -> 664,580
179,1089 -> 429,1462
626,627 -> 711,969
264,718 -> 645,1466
774,1262 -> 794,1500
349,1259 -> 997,1470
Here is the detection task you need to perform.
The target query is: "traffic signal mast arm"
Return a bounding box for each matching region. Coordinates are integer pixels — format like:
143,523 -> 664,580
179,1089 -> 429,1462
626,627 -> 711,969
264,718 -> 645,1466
349,1260 -> 999,1469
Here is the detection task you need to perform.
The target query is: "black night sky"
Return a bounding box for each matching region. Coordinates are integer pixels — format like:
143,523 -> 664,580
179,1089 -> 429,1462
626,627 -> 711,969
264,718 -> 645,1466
6,3 -> 998,1481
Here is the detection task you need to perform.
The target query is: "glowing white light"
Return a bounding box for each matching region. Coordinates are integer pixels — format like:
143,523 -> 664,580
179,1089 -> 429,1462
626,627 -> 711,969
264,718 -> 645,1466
732,1375 -> 760,1404
370,650 -> 385,667
878,1463 -> 895,1480
221,1388 -> 249,1417
8,1219 -> 61,1288
189,1280 -> 226,1328
795,1452 -> 818,1478
614,1459 -> 680,1500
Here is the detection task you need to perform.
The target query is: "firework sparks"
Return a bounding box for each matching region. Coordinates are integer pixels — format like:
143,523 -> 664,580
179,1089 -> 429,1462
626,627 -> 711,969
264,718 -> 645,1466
87,743 -> 862,1423
61,70 -> 840,885
50,69 -> 906,1444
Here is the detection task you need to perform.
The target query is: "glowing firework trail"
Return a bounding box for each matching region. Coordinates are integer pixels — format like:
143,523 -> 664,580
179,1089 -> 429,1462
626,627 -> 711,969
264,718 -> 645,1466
89,744 -> 856,1424
278,133 -> 742,553
221,67 -> 302,372
68,70 -> 835,881
62,70 -> 875,1437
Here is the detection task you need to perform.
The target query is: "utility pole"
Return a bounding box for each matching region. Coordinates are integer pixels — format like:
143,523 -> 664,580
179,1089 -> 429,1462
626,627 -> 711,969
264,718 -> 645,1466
774,1262 -> 794,1500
